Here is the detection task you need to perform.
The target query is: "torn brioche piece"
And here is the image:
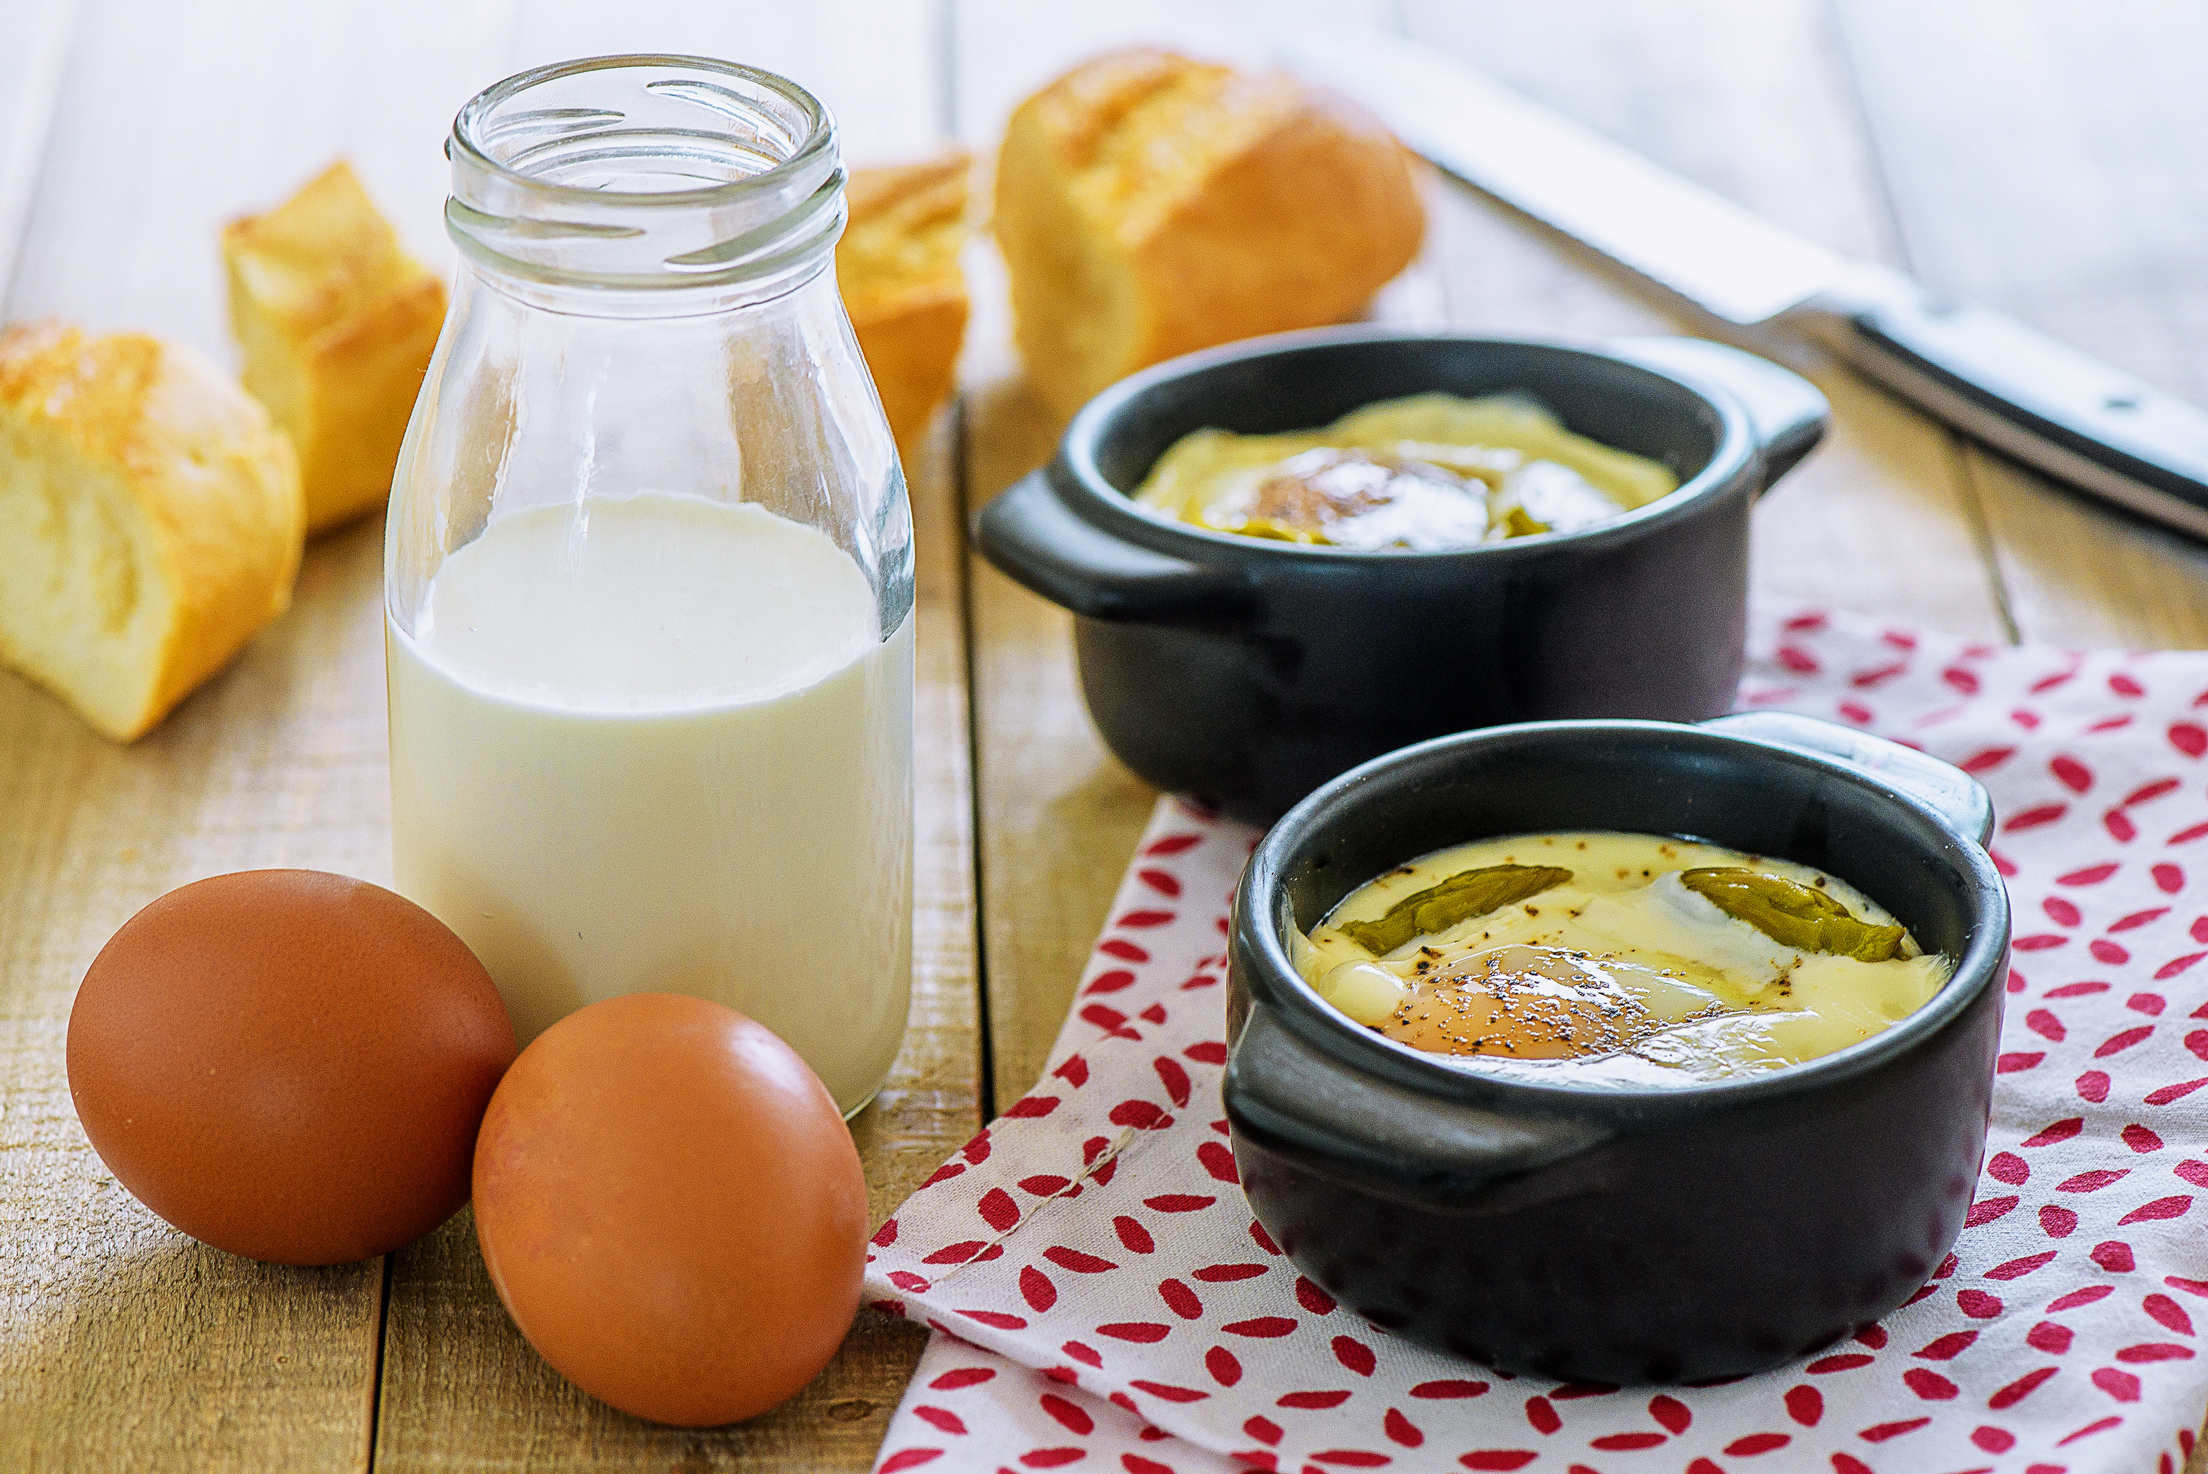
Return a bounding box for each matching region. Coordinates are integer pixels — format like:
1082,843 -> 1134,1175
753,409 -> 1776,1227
0,321 -> 304,741
223,160 -> 446,534
996,49 -> 1426,418
837,154 -> 973,456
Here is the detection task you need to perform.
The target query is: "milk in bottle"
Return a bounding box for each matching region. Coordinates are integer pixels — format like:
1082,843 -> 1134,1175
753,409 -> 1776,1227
384,58 -> 914,1113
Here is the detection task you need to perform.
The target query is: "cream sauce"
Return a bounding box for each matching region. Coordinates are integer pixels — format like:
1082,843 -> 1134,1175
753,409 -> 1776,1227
1135,393 -> 1678,551
1297,830 -> 1950,1087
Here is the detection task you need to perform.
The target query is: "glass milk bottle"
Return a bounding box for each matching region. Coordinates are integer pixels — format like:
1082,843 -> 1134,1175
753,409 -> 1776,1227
385,57 -> 913,1116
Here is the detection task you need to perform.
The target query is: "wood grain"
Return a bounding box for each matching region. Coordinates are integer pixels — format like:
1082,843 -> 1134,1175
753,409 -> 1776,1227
1,2 -> 977,1469
370,4 -> 979,1470
953,227 -> 1154,1108
492,0 -> 950,170
0,0 -> 484,1463
1832,0 -> 2208,408
950,0 -> 1402,1110
948,0 -> 2010,1105
2,0 -> 504,352
0,0 -> 487,1444
1829,0 -> 2208,650
0,519 -> 394,1472
371,424 -> 975,1474
0,0 -> 75,299
1406,0 -> 2012,643
5,0 -> 2208,1467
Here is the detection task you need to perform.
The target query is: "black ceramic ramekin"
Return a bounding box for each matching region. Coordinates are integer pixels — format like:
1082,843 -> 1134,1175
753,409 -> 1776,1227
1222,711 -> 2010,1385
973,328 -> 1830,824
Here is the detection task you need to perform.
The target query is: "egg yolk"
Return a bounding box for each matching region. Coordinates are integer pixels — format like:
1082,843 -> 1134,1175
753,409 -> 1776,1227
1378,944 -> 1661,1058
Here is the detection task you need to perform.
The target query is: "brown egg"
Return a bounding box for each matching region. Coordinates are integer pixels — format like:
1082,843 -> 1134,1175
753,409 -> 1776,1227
473,992 -> 866,1427
67,869 -> 515,1265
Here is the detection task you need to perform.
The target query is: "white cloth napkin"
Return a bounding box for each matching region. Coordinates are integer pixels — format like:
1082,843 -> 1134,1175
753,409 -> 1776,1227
866,605 -> 2208,1474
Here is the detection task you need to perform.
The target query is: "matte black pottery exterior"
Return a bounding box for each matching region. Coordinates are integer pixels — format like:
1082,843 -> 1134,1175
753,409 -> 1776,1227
973,328 -> 1830,824
1222,712 -> 2011,1385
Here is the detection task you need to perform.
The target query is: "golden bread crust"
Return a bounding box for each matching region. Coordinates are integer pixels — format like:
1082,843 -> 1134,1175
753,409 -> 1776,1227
0,320 -> 303,741
290,270 -> 445,529
223,161 -> 446,534
839,155 -> 973,455
997,49 -> 1425,417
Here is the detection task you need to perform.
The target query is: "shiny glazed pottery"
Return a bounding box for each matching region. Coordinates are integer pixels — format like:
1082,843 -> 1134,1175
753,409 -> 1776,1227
972,328 -> 1830,824
1222,711 -> 2011,1384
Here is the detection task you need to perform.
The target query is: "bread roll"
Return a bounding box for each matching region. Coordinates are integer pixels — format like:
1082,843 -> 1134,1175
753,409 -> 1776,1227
0,322 -> 303,742
223,161 -> 446,534
996,49 -> 1425,418
838,155 -> 972,456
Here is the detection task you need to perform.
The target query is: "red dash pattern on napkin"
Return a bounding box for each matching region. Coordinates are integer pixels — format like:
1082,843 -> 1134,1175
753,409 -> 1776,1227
866,605 -> 2208,1474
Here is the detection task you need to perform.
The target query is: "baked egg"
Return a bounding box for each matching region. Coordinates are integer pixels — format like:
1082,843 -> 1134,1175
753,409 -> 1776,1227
1294,831 -> 1951,1087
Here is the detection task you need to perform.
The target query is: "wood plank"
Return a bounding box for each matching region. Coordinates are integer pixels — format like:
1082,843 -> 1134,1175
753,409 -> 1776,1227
2,0 -> 495,353
0,522 -> 393,1474
951,0 -> 1398,1109
1,2 -> 975,1468
956,229 -> 1155,1114
0,0 -> 506,1466
1410,4 -> 2208,1461
1832,0 -> 2208,407
370,420 -> 975,1474
1832,14 -> 2208,1462
952,0 -> 2016,1109
1404,0 -> 2010,641
1830,0 -> 2208,649
368,4 -> 980,1469
0,0 -> 75,300
2,3 -> 2195,1467
1967,449 -> 2208,650
492,0 -> 949,170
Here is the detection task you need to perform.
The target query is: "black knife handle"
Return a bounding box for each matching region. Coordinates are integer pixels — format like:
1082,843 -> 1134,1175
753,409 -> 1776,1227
1797,266 -> 2208,539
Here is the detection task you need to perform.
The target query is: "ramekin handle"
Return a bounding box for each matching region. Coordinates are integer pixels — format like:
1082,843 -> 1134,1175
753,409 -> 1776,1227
972,469 -> 1262,625
1223,1002 -> 1611,1212
1704,710 -> 1995,846
1611,336 -> 1830,491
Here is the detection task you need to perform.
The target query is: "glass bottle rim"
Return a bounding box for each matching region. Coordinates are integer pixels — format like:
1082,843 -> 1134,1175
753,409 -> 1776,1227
447,54 -> 844,298
452,53 -> 836,211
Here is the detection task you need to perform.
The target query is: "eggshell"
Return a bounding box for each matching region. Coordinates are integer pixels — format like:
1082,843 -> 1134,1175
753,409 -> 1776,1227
472,992 -> 867,1427
67,869 -> 516,1265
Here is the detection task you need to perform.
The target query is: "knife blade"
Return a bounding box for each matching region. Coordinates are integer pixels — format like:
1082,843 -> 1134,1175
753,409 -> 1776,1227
1278,25 -> 2208,540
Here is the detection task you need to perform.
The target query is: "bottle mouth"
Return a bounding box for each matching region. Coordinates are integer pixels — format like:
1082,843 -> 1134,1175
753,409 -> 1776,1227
448,55 -> 843,294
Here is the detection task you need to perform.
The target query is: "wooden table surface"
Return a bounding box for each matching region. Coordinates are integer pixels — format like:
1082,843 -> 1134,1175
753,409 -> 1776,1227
2,1 -> 2204,1468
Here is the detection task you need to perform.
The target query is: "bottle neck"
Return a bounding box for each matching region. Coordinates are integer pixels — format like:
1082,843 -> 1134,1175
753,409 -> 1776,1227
450,234 -> 840,319
445,55 -> 844,316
